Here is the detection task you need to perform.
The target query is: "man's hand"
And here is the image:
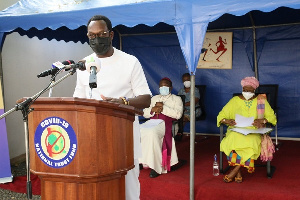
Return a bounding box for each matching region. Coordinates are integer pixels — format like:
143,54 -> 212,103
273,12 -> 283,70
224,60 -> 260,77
101,94 -> 123,104
155,102 -> 163,108
151,107 -> 161,113
151,102 -> 163,114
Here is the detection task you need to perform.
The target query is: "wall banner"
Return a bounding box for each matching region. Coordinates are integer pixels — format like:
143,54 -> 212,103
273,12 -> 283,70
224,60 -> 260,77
0,81 -> 12,183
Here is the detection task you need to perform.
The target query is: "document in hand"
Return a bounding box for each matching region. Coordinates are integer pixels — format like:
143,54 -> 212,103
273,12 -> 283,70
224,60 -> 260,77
235,114 -> 254,127
230,127 -> 273,135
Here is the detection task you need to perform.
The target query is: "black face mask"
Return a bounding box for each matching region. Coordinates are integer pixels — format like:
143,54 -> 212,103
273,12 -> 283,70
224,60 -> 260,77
89,37 -> 111,55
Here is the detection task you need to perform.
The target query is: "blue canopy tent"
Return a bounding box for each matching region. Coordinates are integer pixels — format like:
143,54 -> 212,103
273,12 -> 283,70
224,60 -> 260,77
1,0 -> 300,73
1,0 -> 300,199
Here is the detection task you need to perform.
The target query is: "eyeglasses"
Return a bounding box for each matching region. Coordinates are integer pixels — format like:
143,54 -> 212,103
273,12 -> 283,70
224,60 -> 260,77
87,31 -> 110,39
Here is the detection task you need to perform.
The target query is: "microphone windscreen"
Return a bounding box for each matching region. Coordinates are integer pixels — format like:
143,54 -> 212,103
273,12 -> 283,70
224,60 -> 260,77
62,60 -> 75,65
52,60 -> 75,69
85,57 -> 101,73
77,60 -> 86,71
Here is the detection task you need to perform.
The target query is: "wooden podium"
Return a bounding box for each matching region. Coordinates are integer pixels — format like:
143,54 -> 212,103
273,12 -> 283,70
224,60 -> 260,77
27,97 -> 139,200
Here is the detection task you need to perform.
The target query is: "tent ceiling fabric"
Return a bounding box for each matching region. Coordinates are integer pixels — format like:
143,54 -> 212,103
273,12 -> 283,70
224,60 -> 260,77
208,7 -> 300,30
11,7 -> 300,43
1,0 -> 299,29
0,0 -> 176,30
1,0 -> 168,16
1,0 -> 300,73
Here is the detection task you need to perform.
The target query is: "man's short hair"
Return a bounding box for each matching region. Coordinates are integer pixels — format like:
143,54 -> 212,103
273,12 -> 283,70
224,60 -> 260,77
87,15 -> 113,31
182,73 -> 190,79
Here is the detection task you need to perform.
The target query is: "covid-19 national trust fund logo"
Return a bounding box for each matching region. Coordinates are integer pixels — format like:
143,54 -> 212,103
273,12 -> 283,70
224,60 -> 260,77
34,116 -> 77,168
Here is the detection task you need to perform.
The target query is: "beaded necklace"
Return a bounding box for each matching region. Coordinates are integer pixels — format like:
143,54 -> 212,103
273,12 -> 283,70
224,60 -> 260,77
244,99 -> 253,108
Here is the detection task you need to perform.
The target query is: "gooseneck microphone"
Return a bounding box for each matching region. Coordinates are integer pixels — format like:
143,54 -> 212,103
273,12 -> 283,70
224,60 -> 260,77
89,66 -> 97,88
37,60 -> 75,78
85,58 -> 101,89
37,67 -> 59,78
60,60 -> 76,71
62,61 -> 86,71
37,60 -> 86,78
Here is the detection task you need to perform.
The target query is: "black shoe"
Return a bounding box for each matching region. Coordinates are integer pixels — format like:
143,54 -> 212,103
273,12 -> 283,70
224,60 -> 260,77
139,164 -> 143,170
149,169 -> 160,178
174,133 -> 183,141
171,159 -> 187,171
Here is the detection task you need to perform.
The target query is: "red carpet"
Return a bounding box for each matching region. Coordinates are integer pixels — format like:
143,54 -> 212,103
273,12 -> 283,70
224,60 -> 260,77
1,135 -> 300,199
0,173 -> 40,195
139,135 -> 300,200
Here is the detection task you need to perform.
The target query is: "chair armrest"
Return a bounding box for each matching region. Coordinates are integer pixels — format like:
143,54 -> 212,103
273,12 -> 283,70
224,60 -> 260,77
219,123 -> 229,140
195,106 -> 206,121
220,124 -> 224,140
265,122 -> 274,128
172,120 -> 179,138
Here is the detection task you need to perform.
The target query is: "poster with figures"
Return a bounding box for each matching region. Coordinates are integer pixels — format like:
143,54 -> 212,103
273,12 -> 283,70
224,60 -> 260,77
197,32 -> 233,69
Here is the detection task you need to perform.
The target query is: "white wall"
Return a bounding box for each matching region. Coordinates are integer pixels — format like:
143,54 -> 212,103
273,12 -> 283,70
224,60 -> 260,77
1,0 -> 93,158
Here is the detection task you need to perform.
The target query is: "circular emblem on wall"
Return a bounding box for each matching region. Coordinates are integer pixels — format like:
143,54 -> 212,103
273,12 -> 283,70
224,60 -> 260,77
34,116 -> 77,168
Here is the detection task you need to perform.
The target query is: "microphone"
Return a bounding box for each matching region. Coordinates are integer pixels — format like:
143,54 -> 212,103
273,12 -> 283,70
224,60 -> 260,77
60,60 -> 76,71
85,58 -> 101,89
37,60 -> 75,78
89,66 -> 97,88
59,60 -> 86,71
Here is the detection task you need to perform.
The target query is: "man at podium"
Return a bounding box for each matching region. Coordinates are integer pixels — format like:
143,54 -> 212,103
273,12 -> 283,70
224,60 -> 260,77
73,15 -> 152,200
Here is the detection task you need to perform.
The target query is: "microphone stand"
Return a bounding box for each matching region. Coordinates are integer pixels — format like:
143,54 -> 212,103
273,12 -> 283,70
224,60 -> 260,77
0,68 -> 77,200
48,75 -> 55,97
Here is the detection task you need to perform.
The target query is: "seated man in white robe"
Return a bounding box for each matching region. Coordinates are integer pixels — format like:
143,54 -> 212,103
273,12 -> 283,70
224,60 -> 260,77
139,77 -> 183,178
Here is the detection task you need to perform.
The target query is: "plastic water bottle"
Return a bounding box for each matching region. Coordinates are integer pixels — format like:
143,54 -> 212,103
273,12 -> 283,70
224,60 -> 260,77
213,154 -> 219,176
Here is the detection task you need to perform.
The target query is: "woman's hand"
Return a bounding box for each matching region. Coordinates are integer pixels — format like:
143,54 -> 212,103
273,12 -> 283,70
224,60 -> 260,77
252,119 -> 267,128
221,119 -> 236,126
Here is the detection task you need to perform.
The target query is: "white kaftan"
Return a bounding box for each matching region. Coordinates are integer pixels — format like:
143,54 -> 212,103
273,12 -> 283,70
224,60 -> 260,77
139,94 -> 183,174
73,48 -> 152,200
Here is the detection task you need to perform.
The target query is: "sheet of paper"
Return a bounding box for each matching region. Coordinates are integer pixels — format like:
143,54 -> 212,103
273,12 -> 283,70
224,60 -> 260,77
140,119 -> 164,129
230,127 -> 273,135
235,114 -> 254,127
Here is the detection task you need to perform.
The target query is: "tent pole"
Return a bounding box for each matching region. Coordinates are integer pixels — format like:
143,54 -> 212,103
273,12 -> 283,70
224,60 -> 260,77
252,29 -> 258,79
119,34 -> 123,51
249,12 -> 259,79
190,73 -> 195,200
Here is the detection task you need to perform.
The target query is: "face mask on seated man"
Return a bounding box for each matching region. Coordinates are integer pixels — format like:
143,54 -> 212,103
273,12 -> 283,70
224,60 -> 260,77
159,86 -> 170,96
